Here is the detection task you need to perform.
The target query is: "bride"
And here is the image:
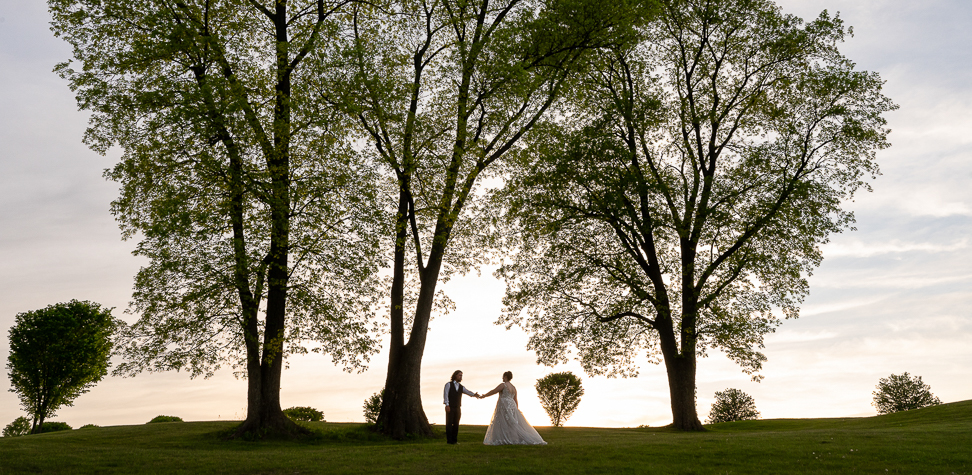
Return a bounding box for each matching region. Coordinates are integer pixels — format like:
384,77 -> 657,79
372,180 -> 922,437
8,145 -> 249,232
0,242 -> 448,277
480,371 -> 547,445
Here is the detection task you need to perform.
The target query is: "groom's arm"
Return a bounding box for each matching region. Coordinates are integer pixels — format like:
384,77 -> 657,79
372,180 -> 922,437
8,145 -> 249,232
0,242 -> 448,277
443,383 -> 451,406
461,386 -> 479,398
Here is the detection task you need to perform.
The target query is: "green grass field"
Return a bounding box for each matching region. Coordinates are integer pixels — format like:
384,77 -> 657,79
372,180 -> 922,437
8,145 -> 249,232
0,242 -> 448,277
2,400 -> 970,474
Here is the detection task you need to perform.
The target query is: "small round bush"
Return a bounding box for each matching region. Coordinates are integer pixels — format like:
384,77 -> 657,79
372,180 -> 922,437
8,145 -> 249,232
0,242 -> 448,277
283,406 -> 324,422
363,390 -> 384,424
872,372 -> 942,415
706,388 -> 760,424
38,421 -> 73,433
148,415 -> 184,423
79,424 -> 101,429
3,416 -> 31,437
535,372 -> 584,427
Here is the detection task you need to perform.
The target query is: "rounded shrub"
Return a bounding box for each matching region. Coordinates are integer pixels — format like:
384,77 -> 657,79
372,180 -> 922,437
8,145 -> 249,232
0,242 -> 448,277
79,424 -> 101,429
872,372 -> 942,415
148,415 -> 184,423
282,406 -> 324,422
535,372 -> 584,427
3,416 -> 31,437
706,388 -> 760,424
38,421 -> 73,433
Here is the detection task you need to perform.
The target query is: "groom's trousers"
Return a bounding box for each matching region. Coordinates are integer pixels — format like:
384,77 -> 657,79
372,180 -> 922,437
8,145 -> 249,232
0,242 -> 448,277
445,406 -> 461,444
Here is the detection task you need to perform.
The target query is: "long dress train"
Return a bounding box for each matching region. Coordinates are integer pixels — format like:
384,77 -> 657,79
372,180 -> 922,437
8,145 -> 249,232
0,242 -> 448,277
483,382 -> 546,445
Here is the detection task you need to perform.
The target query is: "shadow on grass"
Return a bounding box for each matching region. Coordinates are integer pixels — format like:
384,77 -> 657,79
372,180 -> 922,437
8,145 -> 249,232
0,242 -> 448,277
207,421 -> 445,446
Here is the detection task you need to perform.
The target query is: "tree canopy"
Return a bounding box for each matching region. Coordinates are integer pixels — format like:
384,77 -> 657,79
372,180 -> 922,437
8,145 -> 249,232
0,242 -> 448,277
6,300 -> 117,433
495,0 -> 895,430
49,0 -> 388,437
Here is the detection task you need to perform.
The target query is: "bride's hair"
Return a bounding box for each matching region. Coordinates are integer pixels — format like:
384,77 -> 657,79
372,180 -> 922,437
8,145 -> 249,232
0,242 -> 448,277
503,371 -> 512,381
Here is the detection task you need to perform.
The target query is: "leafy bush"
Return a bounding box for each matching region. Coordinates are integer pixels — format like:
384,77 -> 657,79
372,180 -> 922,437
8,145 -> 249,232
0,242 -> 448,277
79,424 -> 100,429
873,372 -> 942,415
706,388 -> 760,423
38,421 -> 73,433
283,406 -> 324,422
535,372 -> 584,427
363,390 -> 384,424
148,415 -> 183,423
3,416 -> 31,437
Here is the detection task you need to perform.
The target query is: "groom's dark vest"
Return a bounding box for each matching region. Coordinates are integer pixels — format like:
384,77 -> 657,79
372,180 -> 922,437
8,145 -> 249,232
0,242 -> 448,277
448,382 -> 464,408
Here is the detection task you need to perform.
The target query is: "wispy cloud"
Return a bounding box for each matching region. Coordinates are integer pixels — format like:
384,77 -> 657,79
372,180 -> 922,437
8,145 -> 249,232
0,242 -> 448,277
823,238 -> 968,258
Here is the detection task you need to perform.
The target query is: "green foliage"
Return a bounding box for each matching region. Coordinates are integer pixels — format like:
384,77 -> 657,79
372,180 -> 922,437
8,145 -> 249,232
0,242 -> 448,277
706,388 -> 760,424
872,372 -> 942,415
494,0 -> 896,428
363,390 -> 383,424
6,300 -> 116,433
535,372 -> 584,427
283,407 -> 324,422
2,417 -> 31,437
38,422 -> 73,433
148,416 -> 184,423
79,424 -> 100,429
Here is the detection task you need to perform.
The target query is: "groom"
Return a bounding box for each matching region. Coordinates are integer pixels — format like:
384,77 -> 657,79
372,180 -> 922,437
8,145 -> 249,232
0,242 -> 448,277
444,370 -> 480,444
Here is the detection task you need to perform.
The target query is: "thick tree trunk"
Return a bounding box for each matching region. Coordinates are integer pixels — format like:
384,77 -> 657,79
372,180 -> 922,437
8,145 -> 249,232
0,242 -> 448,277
663,354 -> 704,431
376,343 -> 434,439
375,190 -> 440,439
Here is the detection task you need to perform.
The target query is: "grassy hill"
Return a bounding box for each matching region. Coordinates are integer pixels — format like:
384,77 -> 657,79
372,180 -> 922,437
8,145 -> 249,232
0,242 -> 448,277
2,400 -> 970,474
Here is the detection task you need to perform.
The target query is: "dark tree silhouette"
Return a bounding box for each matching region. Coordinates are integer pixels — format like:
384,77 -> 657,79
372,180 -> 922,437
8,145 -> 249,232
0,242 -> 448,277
872,372 -> 942,415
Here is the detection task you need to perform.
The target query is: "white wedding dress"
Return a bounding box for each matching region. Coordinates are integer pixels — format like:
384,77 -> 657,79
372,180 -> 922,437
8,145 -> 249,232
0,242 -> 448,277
483,382 -> 547,445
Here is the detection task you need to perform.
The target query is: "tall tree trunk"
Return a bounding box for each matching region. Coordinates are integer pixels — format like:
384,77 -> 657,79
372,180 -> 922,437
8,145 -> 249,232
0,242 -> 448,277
656,306 -> 705,431
375,191 -> 440,438
233,0 -> 304,438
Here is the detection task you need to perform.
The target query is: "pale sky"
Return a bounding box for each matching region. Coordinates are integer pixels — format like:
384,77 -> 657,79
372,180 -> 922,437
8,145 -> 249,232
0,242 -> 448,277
1,0 -> 970,429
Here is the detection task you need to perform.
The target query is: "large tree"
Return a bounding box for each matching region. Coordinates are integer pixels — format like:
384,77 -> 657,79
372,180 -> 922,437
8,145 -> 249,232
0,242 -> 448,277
341,0 -> 651,438
6,300 -> 116,433
495,0 -> 895,430
50,0 -> 386,437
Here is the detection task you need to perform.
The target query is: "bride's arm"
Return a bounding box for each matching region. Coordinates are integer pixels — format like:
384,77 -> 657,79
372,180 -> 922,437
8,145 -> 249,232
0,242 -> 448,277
481,383 -> 506,398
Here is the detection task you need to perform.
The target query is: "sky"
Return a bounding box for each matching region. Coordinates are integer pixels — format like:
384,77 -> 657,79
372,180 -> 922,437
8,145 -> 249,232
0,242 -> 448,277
1,0 -> 971,430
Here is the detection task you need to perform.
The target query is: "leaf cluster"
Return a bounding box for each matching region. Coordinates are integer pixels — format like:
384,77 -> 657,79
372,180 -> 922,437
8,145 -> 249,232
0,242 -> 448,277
49,0 -> 390,379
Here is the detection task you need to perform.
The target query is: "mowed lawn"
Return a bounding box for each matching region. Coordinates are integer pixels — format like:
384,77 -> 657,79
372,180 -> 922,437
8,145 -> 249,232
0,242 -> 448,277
2,400 -> 971,474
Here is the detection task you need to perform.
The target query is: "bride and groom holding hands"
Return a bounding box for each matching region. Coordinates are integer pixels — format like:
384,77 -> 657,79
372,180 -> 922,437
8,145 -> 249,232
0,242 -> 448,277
444,370 -> 546,446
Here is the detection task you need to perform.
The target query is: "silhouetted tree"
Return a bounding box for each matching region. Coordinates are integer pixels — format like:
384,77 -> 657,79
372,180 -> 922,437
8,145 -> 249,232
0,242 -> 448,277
535,372 -> 584,427
495,0 -> 896,430
6,300 -> 116,433
872,372 -> 941,415
706,388 -> 759,423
